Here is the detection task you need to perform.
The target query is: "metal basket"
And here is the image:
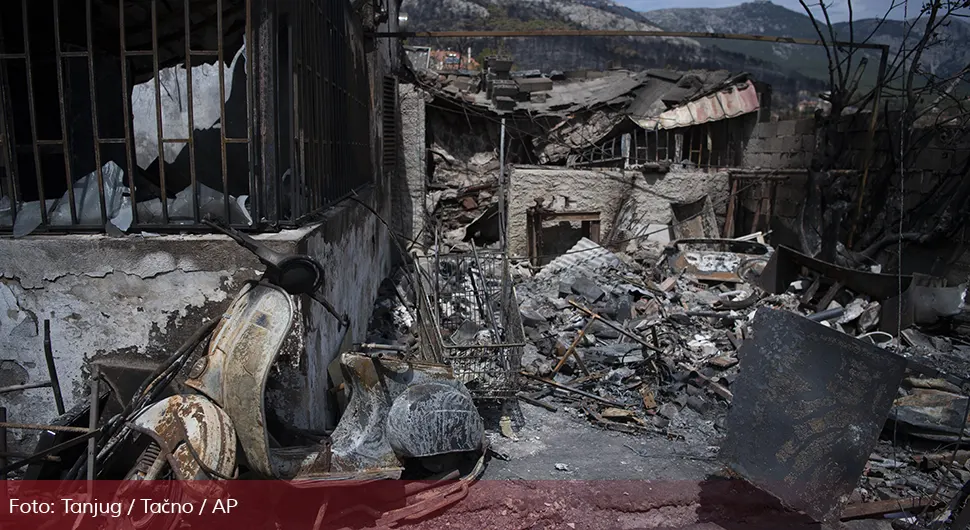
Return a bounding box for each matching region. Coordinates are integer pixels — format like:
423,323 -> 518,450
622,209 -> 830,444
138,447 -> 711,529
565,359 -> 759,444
414,247 -> 525,399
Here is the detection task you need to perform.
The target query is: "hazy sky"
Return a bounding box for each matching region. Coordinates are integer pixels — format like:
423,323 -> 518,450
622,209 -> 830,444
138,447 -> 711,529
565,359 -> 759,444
619,0 -> 913,22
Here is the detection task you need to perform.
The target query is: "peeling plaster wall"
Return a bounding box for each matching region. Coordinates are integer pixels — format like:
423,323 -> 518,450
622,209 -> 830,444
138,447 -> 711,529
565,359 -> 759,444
0,233 -> 315,452
300,191 -> 392,431
508,166 -> 729,258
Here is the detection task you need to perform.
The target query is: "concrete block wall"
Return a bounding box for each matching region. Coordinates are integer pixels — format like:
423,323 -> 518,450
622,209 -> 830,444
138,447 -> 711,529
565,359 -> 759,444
508,166 -> 729,258
742,118 -> 815,170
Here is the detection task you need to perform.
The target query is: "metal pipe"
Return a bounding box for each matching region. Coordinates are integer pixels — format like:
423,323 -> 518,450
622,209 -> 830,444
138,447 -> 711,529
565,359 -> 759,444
87,366 -> 99,481
43,320 -> 65,415
0,381 -> 51,394
0,422 -> 93,434
372,29 -> 888,50
807,307 -> 845,322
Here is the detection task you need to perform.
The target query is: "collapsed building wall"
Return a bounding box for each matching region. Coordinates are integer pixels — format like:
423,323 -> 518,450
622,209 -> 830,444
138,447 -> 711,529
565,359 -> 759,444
508,166 -> 729,260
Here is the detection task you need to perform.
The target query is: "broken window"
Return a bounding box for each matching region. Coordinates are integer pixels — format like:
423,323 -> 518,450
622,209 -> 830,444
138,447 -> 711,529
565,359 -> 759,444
0,0 -> 373,236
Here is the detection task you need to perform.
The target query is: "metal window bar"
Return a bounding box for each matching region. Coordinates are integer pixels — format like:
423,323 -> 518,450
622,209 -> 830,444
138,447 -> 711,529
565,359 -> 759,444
415,248 -> 526,400
626,121 -> 747,172
0,0 -> 373,235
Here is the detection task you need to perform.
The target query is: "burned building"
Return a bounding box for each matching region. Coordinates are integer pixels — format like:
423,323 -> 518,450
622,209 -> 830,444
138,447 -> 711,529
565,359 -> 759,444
0,0 -> 407,452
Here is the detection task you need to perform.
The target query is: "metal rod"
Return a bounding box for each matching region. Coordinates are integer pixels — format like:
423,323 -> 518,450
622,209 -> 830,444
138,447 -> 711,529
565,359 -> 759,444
0,422 -> 93,434
183,0 -> 199,224
51,0 -> 78,225
43,320 -> 65,415
151,0 -> 170,223
552,319 -> 592,376
244,0 -> 256,220
217,0 -> 231,223
521,373 -> 625,407
499,117 -> 507,251
87,366 -> 99,481
0,428 -> 100,476
568,300 -> 663,354
0,381 -> 52,394
0,408 -> 7,481
118,0 -> 139,227
371,29 -> 889,50
21,0 -> 49,226
0,451 -> 60,462
85,0 -> 108,227
517,392 -> 557,412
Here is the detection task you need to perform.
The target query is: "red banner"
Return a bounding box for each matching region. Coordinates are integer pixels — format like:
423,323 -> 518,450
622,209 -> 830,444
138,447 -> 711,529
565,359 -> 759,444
1,479 -> 825,529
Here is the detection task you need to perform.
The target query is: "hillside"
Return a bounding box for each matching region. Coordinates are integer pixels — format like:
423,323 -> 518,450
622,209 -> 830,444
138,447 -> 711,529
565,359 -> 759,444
645,1 -> 970,86
400,0 -> 827,108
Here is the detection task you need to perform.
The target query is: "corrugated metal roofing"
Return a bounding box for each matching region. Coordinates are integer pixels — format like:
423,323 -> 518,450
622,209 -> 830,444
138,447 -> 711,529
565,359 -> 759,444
536,237 -> 623,279
633,79 -> 760,130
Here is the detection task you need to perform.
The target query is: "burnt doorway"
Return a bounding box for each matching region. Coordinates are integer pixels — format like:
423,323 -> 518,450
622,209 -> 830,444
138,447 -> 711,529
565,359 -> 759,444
527,209 -> 601,266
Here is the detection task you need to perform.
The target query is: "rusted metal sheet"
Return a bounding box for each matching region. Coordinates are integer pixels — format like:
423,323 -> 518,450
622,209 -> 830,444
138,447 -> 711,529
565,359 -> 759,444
666,238 -> 771,282
129,394 -> 236,480
757,245 -> 913,301
185,281 -> 294,478
720,308 -> 907,524
636,80 -> 760,130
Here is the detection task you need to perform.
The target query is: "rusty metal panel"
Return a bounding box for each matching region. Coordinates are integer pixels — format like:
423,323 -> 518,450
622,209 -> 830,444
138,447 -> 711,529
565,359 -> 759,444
129,394 -> 237,481
640,80 -> 760,131
720,308 -> 907,524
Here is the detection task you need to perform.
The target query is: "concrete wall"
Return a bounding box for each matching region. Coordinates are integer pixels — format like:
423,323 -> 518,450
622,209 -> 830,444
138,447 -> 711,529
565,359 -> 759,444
508,166 -> 730,258
396,83 -> 428,247
742,118 -> 816,170
0,232 -> 290,451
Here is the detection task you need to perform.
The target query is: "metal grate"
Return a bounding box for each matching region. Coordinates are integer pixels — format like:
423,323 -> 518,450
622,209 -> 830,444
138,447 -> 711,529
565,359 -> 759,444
415,247 -> 525,399
381,75 -> 398,174
0,0 -> 373,235
283,0 -> 373,223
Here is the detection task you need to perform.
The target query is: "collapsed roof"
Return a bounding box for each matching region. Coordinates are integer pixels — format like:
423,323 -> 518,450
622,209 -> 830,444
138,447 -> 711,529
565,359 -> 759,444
414,65 -> 762,128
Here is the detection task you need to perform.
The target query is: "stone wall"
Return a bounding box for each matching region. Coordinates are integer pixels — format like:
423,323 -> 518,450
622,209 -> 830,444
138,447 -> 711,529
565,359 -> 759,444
741,118 -> 816,170
508,166 -> 730,258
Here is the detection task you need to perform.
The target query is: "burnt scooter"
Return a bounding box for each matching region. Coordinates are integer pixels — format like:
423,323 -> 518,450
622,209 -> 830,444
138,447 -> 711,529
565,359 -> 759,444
106,221 -> 486,522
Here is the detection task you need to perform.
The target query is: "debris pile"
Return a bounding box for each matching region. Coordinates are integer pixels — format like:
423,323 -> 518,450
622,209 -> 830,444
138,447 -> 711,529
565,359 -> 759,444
426,144 -> 503,251
504,235 -> 970,511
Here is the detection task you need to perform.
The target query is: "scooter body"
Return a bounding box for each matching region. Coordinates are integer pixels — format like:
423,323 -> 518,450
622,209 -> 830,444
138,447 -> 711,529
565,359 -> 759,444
132,279 -> 485,481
